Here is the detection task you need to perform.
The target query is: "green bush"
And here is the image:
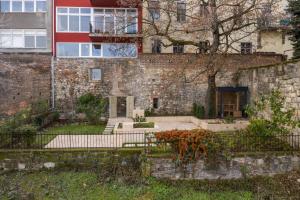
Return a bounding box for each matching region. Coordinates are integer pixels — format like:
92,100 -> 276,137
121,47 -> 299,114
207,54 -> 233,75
145,108 -> 155,117
224,116 -> 235,124
193,103 -> 205,119
133,122 -> 155,128
14,124 -> 38,147
76,93 -> 107,125
246,90 -> 300,137
133,115 -> 146,122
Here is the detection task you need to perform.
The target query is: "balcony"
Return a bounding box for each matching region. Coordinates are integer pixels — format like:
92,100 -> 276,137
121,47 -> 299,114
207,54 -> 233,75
89,21 -> 142,38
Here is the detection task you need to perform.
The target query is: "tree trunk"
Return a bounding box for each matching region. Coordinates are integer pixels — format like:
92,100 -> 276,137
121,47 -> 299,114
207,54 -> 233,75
207,74 -> 216,118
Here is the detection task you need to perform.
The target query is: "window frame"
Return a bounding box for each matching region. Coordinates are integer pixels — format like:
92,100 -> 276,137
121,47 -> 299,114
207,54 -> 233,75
0,0 -> 46,13
0,29 -> 47,49
177,2 -> 186,22
240,42 -> 253,54
56,42 -> 138,58
89,68 -> 102,81
56,7 -> 138,34
173,44 -> 184,53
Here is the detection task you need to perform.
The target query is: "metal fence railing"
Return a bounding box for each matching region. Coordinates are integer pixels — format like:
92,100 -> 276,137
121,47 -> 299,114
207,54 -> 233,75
0,131 -> 299,153
0,132 -> 154,150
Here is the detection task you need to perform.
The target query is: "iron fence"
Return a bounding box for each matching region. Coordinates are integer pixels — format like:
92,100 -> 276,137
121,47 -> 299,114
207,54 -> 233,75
0,132 -> 154,150
0,131 -> 299,152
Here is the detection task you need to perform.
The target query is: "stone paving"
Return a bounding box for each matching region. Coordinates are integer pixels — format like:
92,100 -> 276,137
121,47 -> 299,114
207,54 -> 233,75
45,133 -> 146,149
44,119 -> 198,149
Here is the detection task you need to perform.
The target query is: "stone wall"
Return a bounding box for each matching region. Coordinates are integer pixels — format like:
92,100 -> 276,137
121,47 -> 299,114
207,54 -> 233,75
0,53 -> 51,117
0,150 -> 141,171
54,53 -> 284,115
150,155 -> 300,180
238,60 -> 300,119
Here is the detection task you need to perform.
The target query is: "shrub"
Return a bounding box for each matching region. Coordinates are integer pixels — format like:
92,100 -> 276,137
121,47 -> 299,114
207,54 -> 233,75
76,93 -> 107,125
224,116 -> 235,124
155,129 -> 211,164
246,90 -> 300,137
133,115 -> 146,122
133,122 -> 155,128
145,108 -> 155,117
192,103 -> 205,119
14,124 -> 38,147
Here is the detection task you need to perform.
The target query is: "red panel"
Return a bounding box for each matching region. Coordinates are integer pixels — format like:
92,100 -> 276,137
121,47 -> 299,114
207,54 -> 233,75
53,0 -> 143,55
56,0 -> 132,8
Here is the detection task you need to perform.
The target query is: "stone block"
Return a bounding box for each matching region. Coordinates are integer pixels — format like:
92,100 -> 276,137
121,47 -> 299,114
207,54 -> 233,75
43,162 -> 55,169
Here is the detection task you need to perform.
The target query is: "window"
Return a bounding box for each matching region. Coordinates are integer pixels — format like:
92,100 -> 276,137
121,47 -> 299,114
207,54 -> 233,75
148,0 -> 160,20
127,9 -> 137,34
0,0 -> 10,12
152,39 -> 161,53
90,69 -> 102,81
199,2 -> 209,17
177,2 -> 186,22
12,0 -> 22,12
0,29 -> 47,48
103,43 -> 137,58
92,44 -> 101,57
57,43 -> 137,58
36,35 -> 46,48
173,44 -> 184,53
81,43 -> 90,57
57,7 -> 138,35
24,0 -> 34,12
57,43 -> 79,57
241,42 -> 252,54
57,7 -> 91,32
0,0 -> 46,12
198,41 -> 209,53
36,0 -> 46,12
116,10 -> 126,34
153,98 -> 159,109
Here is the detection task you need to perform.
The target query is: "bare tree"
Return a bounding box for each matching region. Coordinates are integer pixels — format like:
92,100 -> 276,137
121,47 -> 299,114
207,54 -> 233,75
119,0 -> 282,117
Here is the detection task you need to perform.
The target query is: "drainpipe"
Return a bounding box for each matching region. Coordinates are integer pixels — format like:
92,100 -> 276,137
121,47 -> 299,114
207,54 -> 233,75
51,56 -> 55,110
51,0 -> 56,110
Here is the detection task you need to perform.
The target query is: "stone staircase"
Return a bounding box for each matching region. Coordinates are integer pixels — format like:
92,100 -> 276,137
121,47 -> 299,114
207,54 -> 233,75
103,118 -> 133,135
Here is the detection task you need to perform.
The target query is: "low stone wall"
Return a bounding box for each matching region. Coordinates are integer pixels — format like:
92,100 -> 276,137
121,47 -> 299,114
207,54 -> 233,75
150,155 -> 300,180
0,150 -> 141,171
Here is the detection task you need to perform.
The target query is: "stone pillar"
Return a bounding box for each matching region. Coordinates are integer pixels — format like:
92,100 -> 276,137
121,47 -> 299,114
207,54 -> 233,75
126,96 -> 134,118
109,96 -> 117,118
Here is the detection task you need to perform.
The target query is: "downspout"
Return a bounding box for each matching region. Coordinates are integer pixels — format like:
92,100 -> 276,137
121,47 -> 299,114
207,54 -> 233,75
51,56 -> 55,110
51,0 -> 56,110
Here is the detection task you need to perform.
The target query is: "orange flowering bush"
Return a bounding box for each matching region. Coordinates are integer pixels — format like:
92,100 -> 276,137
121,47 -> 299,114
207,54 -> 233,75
155,129 -> 211,164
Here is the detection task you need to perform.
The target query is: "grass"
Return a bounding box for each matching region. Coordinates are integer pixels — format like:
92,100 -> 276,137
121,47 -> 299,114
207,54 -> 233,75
34,123 -> 106,147
0,171 -> 250,200
134,122 -> 155,129
1,170 -> 300,200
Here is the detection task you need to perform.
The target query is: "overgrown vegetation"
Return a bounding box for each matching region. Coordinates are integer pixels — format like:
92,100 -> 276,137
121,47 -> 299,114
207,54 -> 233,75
155,129 -> 210,164
76,93 -> 107,125
0,100 -> 60,148
1,170 -> 300,200
133,115 -> 146,122
245,90 -> 300,137
192,103 -> 205,119
133,122 -> 155,129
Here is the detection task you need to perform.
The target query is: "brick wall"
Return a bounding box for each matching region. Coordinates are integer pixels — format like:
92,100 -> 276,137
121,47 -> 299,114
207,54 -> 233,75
0,53 -> 51,117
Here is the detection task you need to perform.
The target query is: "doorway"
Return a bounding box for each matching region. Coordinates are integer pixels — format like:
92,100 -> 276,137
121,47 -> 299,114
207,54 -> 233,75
117,97 -> 127,117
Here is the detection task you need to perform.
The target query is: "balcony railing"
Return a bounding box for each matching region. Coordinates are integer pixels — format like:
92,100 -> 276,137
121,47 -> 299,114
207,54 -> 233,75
89,21 -> 141,37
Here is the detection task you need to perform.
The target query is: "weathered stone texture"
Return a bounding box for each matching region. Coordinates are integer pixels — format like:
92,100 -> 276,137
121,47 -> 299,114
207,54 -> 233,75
150,155 -> 300,180
0,53 -> 51,117
55,54 -> 284,115
239,61 -> 300,119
